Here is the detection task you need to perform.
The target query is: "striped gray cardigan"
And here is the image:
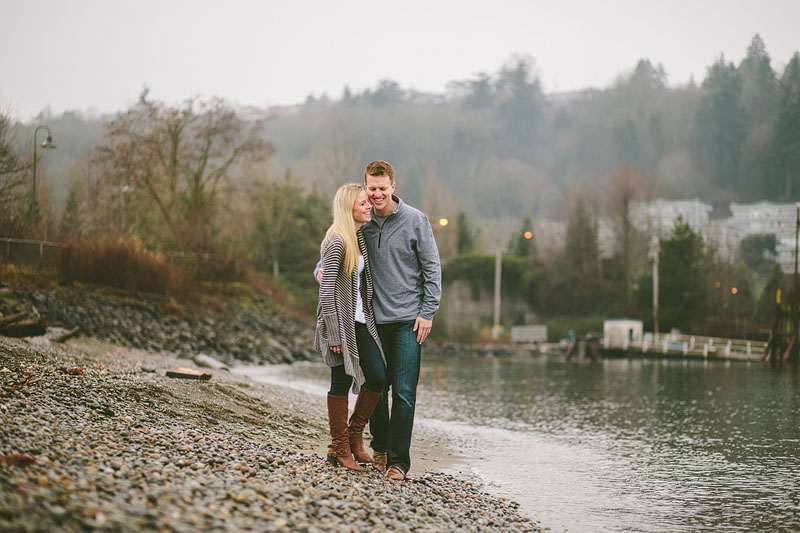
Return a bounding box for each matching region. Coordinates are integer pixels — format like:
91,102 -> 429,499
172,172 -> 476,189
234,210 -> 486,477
313,228 -> 384,394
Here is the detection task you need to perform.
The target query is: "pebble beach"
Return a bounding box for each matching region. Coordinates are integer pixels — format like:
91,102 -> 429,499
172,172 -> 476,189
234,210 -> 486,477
0,333 -> 542,532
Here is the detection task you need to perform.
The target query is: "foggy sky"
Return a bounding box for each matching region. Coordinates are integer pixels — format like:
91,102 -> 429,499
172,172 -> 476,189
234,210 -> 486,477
2,0 -> 799,122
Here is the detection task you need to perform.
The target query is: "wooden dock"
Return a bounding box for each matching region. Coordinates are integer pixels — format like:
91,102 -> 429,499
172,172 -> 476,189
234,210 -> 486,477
599,333 -> 767,361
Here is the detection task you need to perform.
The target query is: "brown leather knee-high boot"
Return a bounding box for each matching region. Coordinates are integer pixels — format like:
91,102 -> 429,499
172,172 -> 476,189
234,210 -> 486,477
348,388 -> 382,463
327,394 -> 364,471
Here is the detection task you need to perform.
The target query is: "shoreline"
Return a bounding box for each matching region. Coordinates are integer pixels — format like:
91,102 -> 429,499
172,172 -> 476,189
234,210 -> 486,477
0,333 -> 542,531
229,362 -> 474,477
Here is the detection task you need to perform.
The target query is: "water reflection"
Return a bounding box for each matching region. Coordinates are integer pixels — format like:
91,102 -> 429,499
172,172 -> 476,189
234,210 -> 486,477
419,355 -> 800,532
250,355 -> 800,532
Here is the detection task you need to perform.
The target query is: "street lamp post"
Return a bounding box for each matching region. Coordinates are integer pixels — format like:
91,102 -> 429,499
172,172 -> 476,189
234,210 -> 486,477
116,183 -> 133,233
431,215 -> 450,259
651,235 -> 660,339
31,125 -> 57,228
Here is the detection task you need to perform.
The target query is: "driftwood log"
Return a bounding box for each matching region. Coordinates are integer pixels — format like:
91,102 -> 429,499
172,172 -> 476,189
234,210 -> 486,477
0,307 -> 47,338
0,311 -> 28,327
0,319 -> 47,338
53,326 -> 81,343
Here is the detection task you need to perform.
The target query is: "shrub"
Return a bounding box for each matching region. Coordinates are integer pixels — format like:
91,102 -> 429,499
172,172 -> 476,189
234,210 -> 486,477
166,250 -> 253,284
56,238 -> 186,297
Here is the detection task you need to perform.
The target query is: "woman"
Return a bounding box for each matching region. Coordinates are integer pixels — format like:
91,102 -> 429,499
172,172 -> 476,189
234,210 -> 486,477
314,183 -> 386,471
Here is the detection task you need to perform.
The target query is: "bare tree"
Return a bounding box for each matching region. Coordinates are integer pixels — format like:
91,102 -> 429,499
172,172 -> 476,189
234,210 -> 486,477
253,168 -> 304,278
93,98 -> 273,250
0,111 -> 30,235
605,163 -> 647,312
314,113 -> 359,189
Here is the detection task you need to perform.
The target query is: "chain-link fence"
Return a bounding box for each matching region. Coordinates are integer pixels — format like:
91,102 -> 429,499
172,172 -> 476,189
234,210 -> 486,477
1,237 -> 241,281
1,238 -> 69,273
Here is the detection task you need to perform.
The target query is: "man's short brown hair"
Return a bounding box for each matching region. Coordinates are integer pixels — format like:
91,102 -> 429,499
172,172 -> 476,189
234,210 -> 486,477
364,160 -> 395,185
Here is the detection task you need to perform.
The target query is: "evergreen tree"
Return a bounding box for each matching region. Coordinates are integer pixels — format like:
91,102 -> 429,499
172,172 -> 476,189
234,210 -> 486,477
768,53 -> 800,199
694,56 -> 748,189
738,234 -> 777,275
462,73 -> 495,110
370,80 -> 404,106
455,211 -> 476,255
657,219 -> 709,332
549,190 -> 603,315
59,186 -> 82,238
738,34 -> 778,127
564,192 -> 600,277
495,56 -> 544,159
630,59 -> 667,89
510,215 -> 536,257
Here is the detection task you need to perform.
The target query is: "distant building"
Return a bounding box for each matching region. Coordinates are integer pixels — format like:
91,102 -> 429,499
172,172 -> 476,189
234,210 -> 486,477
728,201 -> 795,234
725,201 -> 797,270
534,200 -> 798,270
631,199 -> 713,235
603,318 -> 643,345
594,199 -> 712,259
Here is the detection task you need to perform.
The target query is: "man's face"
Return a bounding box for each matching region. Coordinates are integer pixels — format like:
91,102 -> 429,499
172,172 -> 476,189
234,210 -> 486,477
365,174 -> 395,215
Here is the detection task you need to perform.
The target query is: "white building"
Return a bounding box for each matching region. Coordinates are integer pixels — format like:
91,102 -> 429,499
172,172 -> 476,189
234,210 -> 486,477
725,201 -> 797,270
595,199 -> 713,259
728,201 -> 795,234
537,200 -> 798,270
603,318 -> 643,345
631,199 -> 713,235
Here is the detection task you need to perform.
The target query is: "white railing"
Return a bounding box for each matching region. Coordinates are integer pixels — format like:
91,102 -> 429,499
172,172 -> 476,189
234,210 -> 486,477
601,332 -> 766,361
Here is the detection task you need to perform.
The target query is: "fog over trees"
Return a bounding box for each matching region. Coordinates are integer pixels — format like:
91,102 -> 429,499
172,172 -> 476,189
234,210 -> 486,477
8,36 -> 800,226
3,34 -> 800,335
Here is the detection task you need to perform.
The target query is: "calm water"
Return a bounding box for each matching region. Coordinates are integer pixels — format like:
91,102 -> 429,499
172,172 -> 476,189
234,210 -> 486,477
238,354 -> 800,532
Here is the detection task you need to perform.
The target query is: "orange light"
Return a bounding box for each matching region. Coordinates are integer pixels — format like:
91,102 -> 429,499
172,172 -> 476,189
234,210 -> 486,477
438,218 -> 449,227
523,231 -> 533,240
715,281 -> 721,289
731,287 -> 738,295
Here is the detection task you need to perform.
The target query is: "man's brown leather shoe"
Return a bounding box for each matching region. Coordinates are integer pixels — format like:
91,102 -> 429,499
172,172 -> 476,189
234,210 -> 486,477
384,465 -> 406,481
372,451 -> 387,473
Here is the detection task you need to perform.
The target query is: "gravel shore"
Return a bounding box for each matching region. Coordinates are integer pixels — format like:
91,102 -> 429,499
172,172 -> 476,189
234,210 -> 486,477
0,334 -> 542,532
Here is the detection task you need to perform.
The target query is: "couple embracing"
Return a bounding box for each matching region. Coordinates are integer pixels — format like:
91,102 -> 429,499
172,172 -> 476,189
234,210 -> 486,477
313,160 -> 442,481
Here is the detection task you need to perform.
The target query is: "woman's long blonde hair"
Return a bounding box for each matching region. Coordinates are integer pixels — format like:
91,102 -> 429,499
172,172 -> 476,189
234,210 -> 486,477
324,183 -> 363,276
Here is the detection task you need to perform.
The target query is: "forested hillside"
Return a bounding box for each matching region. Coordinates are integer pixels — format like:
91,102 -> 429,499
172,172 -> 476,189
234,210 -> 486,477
3,34 -> 799,336
12,35 -> 799,227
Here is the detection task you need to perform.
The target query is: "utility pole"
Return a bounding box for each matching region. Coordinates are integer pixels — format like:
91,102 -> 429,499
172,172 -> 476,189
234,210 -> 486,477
651,236 -> 659,339
791,205 -> 799,362
492,240 -> 502,340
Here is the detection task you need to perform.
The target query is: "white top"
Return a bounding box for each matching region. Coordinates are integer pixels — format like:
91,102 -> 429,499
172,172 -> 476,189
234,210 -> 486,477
354,254 -> 366,324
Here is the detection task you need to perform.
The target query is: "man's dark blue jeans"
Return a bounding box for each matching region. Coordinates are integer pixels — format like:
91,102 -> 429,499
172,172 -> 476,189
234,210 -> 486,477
369,320 -> 421,474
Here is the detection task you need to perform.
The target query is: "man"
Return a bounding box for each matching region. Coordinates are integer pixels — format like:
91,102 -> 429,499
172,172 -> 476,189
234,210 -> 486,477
317,160 -> 441,480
